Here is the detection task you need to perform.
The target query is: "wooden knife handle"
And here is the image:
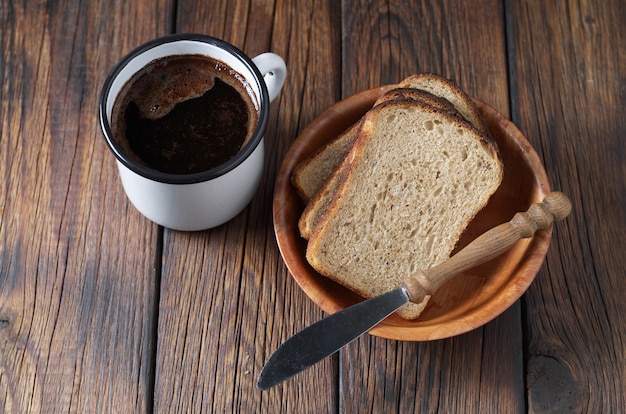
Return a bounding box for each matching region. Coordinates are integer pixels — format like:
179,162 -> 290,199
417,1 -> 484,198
402,192 -> 572,304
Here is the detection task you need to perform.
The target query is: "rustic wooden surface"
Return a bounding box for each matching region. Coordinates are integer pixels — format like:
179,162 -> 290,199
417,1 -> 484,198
1,0 -> 624,412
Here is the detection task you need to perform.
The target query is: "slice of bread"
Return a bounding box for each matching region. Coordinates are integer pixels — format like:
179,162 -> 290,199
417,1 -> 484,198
292,86 -> 464,203
297,89 -> 458,239
398,73 -> 491,137
292,122 -> 361,203
298,144 -> 353,239
297,91 -> 467,239
292,74 -> 490,204
305,99 -> 503,319
296,75 -> 496,241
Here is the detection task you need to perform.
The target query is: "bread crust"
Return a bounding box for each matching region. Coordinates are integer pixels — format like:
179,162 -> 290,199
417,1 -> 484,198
298,142 -> 354,239
398,73 -> 494,142
292,121 -> 360,203
306,99 -> 503,319
293,74 -> 504,320
375,87 -> 460,118
292,83 -> 476,203
292,74 -> 499,205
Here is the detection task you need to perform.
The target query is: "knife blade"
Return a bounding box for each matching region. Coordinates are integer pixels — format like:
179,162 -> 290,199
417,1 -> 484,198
257,287 -> 409,390
258,192 -> 571,390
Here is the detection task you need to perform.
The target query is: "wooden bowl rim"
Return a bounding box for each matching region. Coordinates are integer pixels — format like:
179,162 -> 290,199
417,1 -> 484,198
273,86 -> 551,341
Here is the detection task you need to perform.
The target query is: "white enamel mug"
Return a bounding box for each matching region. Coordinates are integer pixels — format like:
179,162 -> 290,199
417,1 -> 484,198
99,34 -> 286,231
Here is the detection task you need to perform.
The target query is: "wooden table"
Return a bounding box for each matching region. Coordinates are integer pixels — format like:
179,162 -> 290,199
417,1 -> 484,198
1,0 -> 624,412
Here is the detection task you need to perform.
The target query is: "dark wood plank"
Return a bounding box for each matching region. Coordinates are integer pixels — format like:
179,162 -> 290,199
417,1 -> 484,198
2,0 -> 621,412
0,0 -> 172,411
340,1 -> 523,412
508,0 -> 626,411
154,0 -> 343,412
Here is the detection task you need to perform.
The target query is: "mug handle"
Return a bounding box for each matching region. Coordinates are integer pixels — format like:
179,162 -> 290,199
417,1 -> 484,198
252,53 -> 287,103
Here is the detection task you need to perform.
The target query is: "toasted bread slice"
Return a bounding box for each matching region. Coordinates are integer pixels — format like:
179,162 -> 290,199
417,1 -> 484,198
305,99 -> 503,319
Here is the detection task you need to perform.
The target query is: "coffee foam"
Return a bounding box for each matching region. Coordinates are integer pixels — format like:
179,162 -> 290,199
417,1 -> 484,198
133,56 -> 221,119
111,55 -> 260,169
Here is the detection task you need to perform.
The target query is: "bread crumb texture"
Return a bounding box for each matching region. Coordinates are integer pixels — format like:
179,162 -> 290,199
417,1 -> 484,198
306,100 -> 502,319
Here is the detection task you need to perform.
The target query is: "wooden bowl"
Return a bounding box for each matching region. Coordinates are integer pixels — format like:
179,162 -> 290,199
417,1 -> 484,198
273,86 -> 552,341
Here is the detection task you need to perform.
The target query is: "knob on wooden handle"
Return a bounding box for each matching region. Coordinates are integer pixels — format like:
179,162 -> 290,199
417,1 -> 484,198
402,192 -> 572,304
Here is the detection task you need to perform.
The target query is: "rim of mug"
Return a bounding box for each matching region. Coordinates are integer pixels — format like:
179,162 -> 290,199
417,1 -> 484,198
98,33 -> 270,185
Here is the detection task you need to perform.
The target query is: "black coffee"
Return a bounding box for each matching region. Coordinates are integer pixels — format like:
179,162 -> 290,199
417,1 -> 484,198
112,55 -> 259,174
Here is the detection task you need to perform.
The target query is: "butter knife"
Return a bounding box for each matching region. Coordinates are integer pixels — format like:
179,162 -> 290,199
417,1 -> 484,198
257,192 -> 571,390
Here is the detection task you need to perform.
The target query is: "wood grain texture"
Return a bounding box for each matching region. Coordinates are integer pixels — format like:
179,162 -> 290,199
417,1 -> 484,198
341,0 -> 509,110
0,0 -> 172,412
339,0 -> 523,412
154,0 -> 343,412
509,0 -> 626,411
1,0 -> 624,412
